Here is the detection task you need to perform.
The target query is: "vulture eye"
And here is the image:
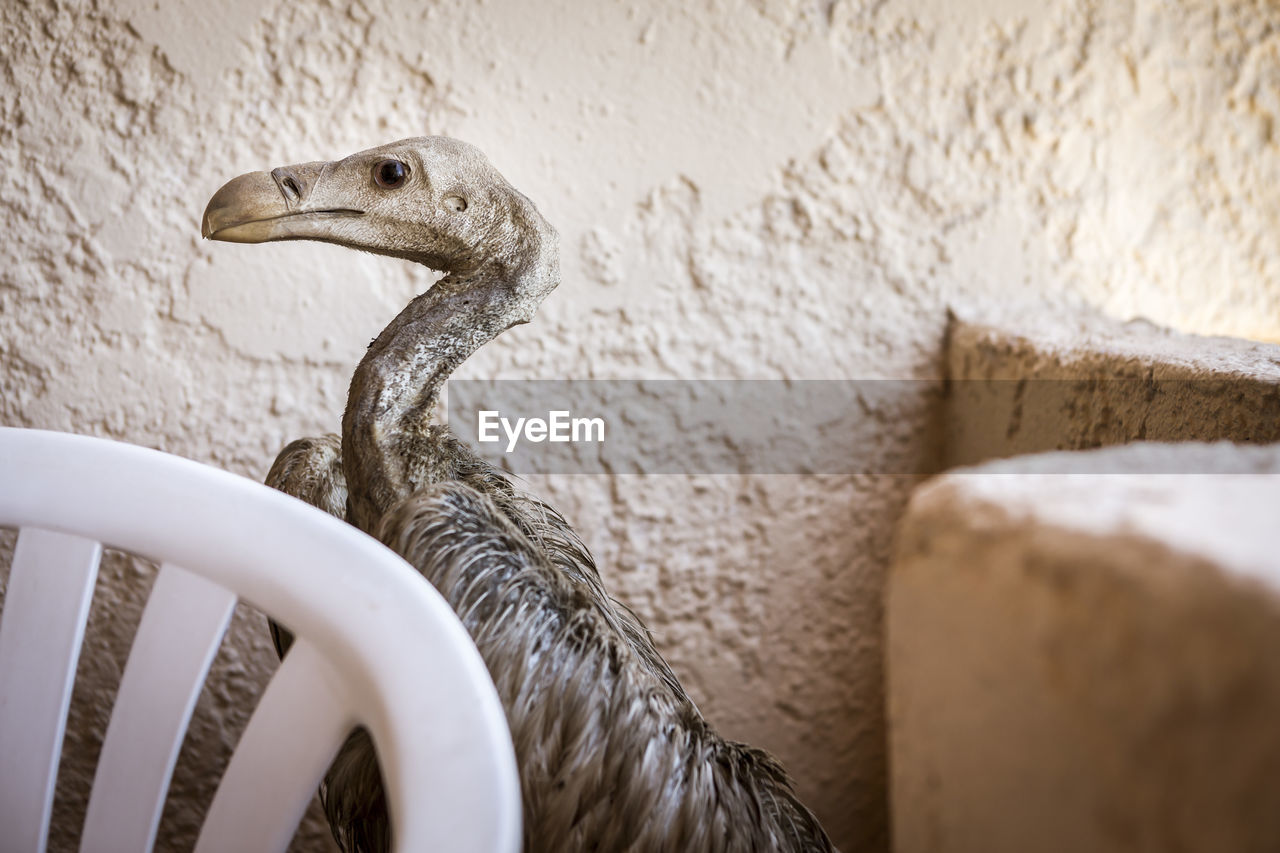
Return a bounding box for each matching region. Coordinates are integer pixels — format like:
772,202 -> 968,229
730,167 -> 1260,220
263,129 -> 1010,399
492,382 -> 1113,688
373,159 -> 409,189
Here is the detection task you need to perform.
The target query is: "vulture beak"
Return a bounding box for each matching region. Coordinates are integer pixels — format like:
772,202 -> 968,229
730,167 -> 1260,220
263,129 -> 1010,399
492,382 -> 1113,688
201,160 -> 362,243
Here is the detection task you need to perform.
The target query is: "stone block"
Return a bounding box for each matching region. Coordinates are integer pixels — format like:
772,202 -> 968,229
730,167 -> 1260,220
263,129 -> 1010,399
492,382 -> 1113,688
888,444 -> 1280,853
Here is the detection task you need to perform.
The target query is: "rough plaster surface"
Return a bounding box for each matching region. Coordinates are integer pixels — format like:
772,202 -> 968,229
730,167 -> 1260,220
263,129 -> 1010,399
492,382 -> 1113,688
888,443 -> 1280,853
947,305 -> 1280,465
2,0 -> 1280,849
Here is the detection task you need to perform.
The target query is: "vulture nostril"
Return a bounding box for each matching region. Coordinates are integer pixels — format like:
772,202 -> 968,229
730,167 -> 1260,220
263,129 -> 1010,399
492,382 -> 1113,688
272,168 -> 302,203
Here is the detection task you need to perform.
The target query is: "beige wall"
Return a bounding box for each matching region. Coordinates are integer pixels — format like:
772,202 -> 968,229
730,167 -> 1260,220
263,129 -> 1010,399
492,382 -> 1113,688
2,0 -> 1278,849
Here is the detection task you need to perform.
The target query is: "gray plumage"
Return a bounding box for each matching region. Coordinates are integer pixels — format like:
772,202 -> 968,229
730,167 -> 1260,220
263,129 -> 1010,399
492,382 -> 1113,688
203,136 -> 835,852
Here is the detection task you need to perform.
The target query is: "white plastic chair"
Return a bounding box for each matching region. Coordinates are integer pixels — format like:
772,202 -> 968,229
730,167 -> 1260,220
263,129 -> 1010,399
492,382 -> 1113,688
0,427 -> 521,852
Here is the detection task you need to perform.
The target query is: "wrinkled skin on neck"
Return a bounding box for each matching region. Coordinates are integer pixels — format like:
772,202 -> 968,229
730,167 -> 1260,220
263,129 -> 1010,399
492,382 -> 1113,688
342,219 -> 556,531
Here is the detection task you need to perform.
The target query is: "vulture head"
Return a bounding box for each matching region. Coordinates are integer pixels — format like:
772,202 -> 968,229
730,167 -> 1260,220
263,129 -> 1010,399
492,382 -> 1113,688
202,136 -> 558,318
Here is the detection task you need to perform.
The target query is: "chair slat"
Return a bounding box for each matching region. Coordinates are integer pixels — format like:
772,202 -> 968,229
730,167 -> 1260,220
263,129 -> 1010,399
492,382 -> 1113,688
0,528 -> 102,853
79,563 -> 236,852
194,638 -> 354,853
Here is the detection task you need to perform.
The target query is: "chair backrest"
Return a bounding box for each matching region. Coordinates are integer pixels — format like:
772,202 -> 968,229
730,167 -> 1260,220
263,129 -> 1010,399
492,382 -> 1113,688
0,427 -> 521,853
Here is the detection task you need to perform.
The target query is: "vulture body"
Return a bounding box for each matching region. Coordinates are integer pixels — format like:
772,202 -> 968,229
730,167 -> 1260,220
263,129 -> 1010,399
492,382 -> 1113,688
202,137 -> 835,852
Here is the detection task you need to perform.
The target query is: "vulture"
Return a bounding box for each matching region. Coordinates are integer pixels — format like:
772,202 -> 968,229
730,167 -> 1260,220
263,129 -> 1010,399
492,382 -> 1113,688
202,137 -> 835,852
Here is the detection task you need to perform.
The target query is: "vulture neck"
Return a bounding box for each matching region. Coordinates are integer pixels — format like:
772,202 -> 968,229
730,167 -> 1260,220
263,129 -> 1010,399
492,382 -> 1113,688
342,231 -> 557,532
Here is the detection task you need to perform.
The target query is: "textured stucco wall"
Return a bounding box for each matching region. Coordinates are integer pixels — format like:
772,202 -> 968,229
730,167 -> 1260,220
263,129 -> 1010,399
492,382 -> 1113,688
2,0 -> 1279,850
888,443 -> 1280,853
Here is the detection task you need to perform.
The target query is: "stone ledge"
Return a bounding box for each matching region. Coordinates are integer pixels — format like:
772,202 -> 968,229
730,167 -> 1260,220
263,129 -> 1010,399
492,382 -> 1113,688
946,305 -> 1280,465
888,443 -> 1280,853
